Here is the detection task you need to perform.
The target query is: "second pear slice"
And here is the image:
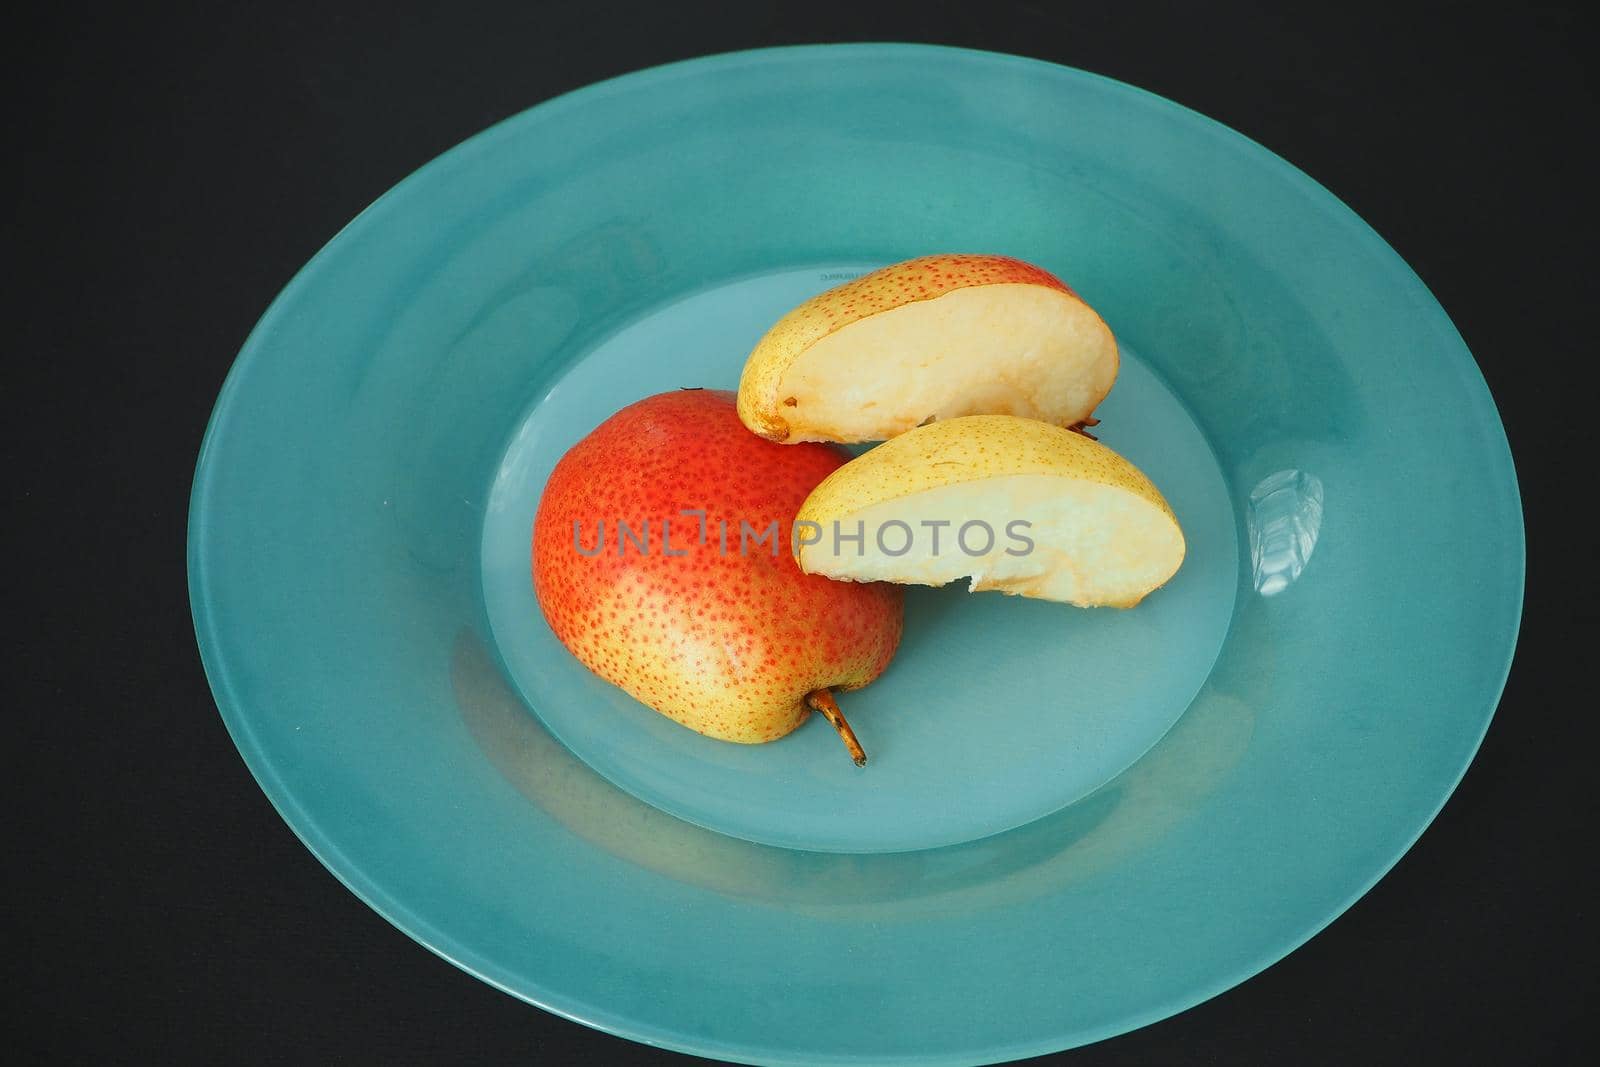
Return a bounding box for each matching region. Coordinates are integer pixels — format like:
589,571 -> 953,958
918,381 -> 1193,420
794,415 -> 1185,608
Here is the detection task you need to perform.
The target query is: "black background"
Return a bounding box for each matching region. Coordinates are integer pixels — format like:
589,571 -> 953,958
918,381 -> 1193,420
11,2 -> 1592,1063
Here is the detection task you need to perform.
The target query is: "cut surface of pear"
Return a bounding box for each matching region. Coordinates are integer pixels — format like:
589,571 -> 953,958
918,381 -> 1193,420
795,415 -> 1185,608
738,255 -> 1117,443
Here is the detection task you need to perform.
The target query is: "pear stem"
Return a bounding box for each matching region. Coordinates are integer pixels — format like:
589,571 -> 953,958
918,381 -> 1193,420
806,688 -> 867,767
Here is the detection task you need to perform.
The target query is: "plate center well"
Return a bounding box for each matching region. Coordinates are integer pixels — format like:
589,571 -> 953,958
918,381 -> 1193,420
481,265 -> 1239,853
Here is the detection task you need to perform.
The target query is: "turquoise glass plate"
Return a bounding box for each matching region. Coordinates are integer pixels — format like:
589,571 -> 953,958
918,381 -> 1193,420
189,45 -> 1523,1064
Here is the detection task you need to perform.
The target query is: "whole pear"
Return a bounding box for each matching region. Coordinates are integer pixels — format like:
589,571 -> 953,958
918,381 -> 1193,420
532,389 -> 902,763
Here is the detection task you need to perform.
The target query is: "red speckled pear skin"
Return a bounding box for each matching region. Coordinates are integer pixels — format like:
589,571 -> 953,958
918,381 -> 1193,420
795,255 -> 1073,325
532,390 -> 904,743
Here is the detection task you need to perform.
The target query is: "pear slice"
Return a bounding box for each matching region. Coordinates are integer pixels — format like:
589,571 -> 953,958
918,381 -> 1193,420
738,254 -> 1117,443
794,415 -> 1184,608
